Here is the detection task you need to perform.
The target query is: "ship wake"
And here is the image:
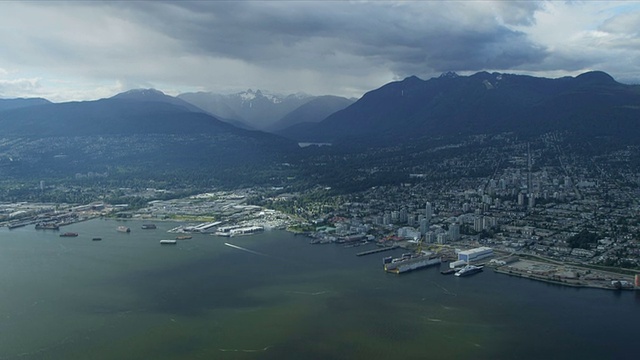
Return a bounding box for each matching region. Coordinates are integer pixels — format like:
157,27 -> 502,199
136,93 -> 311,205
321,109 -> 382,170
219,346 -> 272,352
224,242 -> 268,257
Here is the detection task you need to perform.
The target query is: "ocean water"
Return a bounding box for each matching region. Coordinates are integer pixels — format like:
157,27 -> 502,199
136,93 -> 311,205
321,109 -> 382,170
0,218 -> 638,359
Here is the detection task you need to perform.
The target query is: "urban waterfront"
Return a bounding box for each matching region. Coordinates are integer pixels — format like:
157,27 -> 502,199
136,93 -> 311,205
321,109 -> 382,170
0,219 -> 638,360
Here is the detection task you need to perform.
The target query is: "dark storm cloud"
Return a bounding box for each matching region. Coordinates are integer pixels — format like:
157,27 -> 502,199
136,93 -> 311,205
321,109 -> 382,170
118,1 -> 548,76
2,1 -> 639,101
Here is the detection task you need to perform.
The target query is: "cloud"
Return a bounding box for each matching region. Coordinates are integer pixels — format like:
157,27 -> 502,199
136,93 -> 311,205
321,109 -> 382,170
0,78 -> 42,98
0,1 -> 638,100
127,2 -> 548,75
514,1 -> 640,83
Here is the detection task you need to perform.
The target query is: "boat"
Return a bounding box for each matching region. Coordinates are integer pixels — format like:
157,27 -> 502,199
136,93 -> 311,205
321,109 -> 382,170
92,237 -> 102,241
35,222 -> 59,230
440,268 -> 457,275
176,235 -> 192,240
117,226 -> 131,233
454,264 -> 484,277
59,232 -> 78,237
141,224 -> 157,229
160,239 -> 177,245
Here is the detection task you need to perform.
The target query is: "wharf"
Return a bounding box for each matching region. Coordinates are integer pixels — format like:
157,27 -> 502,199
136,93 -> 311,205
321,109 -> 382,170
356,245 -> 398,256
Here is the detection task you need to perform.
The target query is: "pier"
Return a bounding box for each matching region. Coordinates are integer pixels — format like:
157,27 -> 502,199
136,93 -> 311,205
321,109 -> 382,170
356,245 -> 398,256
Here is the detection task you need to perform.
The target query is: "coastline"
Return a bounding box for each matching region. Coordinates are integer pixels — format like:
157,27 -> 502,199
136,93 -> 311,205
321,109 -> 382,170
493,265 -> 637,291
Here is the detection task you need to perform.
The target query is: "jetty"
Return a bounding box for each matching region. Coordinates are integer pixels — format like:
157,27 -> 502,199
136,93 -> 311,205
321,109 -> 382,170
356,245 -> 398,256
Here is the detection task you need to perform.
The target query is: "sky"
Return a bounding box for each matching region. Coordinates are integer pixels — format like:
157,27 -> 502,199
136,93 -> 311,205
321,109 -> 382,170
0,1 -> 639,102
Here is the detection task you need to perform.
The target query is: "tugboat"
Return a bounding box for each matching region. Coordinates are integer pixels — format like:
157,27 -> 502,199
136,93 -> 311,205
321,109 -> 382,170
440,268 -> 457,275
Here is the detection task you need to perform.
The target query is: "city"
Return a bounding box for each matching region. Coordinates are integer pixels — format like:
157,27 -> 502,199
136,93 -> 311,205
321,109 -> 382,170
3,131 -> 639,291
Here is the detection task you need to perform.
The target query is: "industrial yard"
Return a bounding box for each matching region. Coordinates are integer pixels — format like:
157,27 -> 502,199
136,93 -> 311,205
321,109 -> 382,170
492,258 -> 638,290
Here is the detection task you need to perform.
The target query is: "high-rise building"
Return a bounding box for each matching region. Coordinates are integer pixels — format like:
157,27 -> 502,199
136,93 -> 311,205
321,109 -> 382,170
483,216 -> 496,229
383,212 -> 391,226
425,202 -> 433,223
419,218 -> 429,235
449,223 -> 460,241
474,216 -> 484,232
399,207 -> 408,223
437,232 -> 448,244
425,231 -> 436,243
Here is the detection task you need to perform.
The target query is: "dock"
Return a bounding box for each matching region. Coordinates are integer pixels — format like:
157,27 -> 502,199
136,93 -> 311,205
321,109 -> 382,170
356,245 -> 399,256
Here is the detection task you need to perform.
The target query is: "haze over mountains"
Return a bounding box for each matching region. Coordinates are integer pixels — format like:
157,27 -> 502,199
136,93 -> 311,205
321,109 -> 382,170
177,90 -> 355,131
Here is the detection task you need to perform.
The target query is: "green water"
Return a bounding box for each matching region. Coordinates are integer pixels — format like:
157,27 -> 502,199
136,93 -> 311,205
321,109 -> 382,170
0,219 -> 638,359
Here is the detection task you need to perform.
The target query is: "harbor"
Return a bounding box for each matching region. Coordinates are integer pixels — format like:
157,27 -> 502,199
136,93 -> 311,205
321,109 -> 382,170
1,220 -> 639,360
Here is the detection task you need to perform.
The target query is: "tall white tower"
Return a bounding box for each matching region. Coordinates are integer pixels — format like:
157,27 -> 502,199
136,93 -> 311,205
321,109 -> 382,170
425,202 -> 433,223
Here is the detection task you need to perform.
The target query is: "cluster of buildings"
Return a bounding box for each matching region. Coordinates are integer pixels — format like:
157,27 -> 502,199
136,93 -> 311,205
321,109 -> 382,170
284,136 -> 640,272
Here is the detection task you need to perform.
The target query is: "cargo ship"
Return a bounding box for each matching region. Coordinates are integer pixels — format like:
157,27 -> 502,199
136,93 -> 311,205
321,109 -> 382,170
383,251 -> 441,274
59,232 -> 78,237
454,264 -> 484,277
117,226 -> 131,233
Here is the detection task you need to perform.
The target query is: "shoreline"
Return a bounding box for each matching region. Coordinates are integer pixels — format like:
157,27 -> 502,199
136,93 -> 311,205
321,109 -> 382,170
493,266 -> 637,291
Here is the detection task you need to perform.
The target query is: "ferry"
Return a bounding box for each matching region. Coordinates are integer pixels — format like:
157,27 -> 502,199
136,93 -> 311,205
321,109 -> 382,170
454,264 -> 484,277
160,239 -> 177,245
117,226 -> 131,233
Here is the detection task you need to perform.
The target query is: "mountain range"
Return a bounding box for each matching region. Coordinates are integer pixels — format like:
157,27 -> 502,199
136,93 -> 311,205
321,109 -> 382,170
0,89 -> 298,188
281,71 -> 640,143
1,70 -> 639,191
0,97 -> 51,111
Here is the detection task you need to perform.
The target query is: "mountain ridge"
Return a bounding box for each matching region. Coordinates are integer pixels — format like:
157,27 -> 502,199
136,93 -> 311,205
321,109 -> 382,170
0,90 -> 299,187
280,70 -> 640,143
